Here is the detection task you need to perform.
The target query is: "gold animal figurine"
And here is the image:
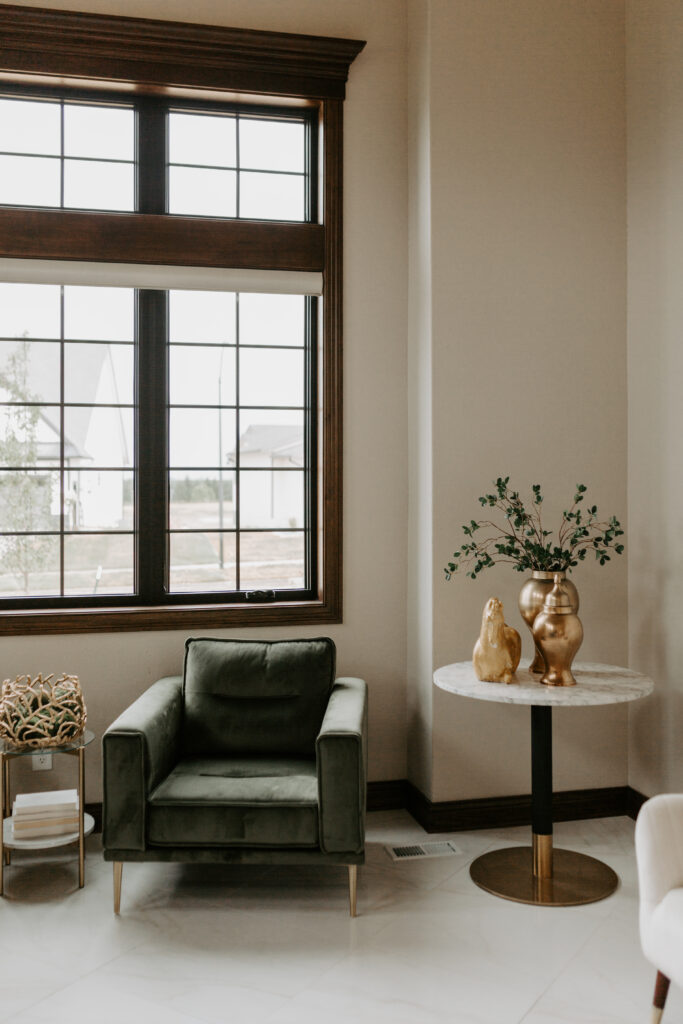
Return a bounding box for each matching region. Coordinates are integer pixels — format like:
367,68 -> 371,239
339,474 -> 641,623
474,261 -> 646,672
473,597 -> 522,684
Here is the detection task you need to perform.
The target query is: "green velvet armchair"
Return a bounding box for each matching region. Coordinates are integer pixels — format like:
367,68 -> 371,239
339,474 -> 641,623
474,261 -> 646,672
102,637 -> 367,915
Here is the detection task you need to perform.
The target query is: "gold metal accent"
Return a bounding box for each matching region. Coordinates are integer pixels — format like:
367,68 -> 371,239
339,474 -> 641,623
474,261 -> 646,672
348,864 -> 357,917
0,736 -> 91,897
3,754 -> 10,866
0,753 -> 4,896
532,833 -> 553,879
533,575 -> 583,686
469,846 -> 618,906
518,571 -> 579,673
113,862 -> 123,914
473,597 -> 521,684
78,747 -> 85,887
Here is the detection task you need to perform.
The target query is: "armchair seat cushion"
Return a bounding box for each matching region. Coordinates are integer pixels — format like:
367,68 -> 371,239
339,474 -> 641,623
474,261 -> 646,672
148,757 -> 319,848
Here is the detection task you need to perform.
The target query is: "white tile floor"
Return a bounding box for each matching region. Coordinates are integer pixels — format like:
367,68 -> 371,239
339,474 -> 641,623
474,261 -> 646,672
0,812 -> 680,1024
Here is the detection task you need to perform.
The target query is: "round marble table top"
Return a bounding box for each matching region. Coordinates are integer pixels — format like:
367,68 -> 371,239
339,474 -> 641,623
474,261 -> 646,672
433,660 -> 654,707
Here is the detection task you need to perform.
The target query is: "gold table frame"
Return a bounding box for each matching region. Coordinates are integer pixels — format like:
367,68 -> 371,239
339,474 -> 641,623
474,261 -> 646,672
0,729 -> 94,896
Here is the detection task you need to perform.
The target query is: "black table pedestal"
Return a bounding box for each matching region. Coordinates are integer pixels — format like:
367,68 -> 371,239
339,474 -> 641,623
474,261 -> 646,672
469,706 -> 619,907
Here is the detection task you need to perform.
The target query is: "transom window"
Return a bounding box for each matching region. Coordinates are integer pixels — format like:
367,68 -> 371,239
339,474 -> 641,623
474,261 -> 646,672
0,97 -> 135,211
0,95 -> 311,222
169,111 -> 308,221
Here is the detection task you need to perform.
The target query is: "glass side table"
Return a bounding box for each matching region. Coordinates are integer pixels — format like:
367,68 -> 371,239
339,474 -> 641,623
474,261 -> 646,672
0,729 -> 95,896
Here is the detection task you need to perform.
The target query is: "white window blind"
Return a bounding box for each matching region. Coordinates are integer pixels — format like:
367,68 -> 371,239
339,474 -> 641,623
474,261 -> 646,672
0,258 -> 322,295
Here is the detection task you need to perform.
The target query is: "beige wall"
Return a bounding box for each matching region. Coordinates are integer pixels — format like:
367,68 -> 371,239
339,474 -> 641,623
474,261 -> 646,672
2,0 -> 410,799
627,0 -> 683,795
406,0 -> 434,798
408,0 -> 629,801
3,0 -> 646,809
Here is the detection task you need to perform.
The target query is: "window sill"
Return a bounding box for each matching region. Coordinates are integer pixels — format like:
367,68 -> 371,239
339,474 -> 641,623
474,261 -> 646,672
0,599 -> 342,636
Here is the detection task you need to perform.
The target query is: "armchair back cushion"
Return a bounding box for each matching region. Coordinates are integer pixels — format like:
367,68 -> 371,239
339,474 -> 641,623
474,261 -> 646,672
181,637 -> 336,757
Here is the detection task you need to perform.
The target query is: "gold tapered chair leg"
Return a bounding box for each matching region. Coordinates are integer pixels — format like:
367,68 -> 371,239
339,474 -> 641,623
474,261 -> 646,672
651,971 -> 670,1024
113,862 -> 123,915
348,865 -> 357,918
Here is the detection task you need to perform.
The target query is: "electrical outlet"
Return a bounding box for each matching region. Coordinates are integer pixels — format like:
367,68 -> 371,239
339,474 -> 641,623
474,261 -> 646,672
31,753 -> 52,771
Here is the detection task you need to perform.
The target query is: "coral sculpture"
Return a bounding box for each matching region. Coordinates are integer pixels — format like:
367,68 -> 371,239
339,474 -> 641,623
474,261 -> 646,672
0,673 -> 86,749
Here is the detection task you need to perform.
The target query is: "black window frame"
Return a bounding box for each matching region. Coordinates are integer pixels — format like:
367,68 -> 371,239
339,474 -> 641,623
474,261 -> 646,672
0,88 -> 319,611
0,4 -> 365,635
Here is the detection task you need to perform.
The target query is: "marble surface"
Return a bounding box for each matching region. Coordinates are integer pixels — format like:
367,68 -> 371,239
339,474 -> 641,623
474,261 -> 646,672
3,812 -> 94,850
0,812 -> 677,1024
434,659 -> 654,707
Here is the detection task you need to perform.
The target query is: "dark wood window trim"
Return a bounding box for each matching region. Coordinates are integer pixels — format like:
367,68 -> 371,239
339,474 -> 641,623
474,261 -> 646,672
0,5 -> 365,636
0,210 -> 324,272
0,4 -> 364,100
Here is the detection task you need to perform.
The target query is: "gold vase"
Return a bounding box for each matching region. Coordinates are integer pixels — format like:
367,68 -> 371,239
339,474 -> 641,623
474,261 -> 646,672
518,570 -> 579,673
532,574 -> 583,686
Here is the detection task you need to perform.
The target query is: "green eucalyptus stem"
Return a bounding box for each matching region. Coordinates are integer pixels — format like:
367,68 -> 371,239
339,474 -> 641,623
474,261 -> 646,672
444,477 -> 624,581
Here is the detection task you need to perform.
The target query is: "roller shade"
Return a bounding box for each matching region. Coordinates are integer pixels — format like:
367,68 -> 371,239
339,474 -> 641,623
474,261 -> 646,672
0,258 -> 323,295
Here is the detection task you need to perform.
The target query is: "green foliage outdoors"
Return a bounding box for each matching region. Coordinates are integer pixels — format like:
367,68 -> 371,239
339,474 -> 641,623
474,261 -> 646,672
123,477 -> 233,505
444,477 -> 624,581
169,476 -> 233,504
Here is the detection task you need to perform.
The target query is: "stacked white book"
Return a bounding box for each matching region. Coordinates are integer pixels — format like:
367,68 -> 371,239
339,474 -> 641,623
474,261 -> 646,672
12,789 -> 79,839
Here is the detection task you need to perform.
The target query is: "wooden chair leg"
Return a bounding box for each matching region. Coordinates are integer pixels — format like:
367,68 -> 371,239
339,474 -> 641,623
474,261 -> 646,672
348,864 -> 357,918
651,971 -> 670,1024
113,861 -> 123,915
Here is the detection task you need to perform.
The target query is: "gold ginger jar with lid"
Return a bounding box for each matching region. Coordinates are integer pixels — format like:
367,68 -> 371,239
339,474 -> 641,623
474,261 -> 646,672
532,574 -> 583,687
519,570 -> 579,673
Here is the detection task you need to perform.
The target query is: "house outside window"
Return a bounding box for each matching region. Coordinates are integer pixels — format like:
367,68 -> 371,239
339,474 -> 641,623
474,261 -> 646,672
0,5 -> 365,634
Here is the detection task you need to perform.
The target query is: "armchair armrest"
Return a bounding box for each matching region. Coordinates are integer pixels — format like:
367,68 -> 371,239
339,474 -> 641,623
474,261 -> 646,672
102,676 -> 183,852
636,794 -> 683,929
316,677 -> 367,855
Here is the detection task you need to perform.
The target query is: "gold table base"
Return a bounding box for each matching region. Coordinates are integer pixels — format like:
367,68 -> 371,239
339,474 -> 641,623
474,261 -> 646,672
470,844 -> 618,906
0,740 -> 89,896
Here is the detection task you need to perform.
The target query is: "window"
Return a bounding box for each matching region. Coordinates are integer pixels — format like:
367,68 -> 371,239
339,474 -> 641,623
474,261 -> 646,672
0,96 -> 135,211
168,110 -> 307,221
0,282 -> 135,598
0,94 -> 316,609
0,279 -> 313,603
0,6 -> 365,634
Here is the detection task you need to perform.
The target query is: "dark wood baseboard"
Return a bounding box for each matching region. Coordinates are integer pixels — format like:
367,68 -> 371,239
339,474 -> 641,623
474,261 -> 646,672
627,787 -> 648,819
367,780 -> 648,833
366,779 -> 407,812
88,784 -> 649,836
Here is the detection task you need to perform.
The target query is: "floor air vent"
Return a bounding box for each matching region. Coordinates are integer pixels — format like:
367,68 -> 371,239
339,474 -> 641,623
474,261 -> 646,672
385,840 -> 460,862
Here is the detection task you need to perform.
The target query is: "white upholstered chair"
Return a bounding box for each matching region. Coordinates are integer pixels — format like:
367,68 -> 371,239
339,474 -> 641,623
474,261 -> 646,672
635,794 -> 683,1023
